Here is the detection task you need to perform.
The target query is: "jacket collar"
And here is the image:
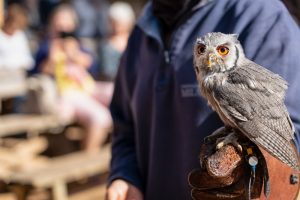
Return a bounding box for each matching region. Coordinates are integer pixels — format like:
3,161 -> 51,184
137,3 -> 163,45
136,0 -> 214,46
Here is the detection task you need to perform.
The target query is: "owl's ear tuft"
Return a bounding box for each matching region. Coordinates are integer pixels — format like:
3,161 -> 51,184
196,37 -> 205,44
229,34 -> 240,44
230,33 -> 239,39
230,34 -> 239,39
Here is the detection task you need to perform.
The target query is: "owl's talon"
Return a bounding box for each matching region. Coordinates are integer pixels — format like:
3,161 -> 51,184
216,141 -> 225,149
215,132 -> 243,153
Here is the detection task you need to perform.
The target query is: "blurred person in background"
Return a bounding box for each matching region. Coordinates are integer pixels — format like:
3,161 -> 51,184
72,0 -> 110,39
98,1 -> 135,81
38,0 -> 61,30
24,0 -> 40,32
31,3 -> 99,77
32,4 -> 112,153
72,0 -> 110,57
0,3 -> 33,71
5,0 -> 41,31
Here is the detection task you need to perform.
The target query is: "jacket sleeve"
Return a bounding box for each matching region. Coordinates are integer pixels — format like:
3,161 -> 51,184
237,0 -> 300,153
108,28 -> 143,191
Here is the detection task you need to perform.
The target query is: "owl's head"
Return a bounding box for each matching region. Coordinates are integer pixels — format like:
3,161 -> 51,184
193,32 -> 245,76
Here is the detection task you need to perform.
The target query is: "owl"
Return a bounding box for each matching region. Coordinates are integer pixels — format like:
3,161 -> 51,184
193,32 -> 299,170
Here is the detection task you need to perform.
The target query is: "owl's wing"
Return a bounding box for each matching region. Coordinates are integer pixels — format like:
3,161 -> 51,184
227,60 -> 288,100
211,60 -> 298,170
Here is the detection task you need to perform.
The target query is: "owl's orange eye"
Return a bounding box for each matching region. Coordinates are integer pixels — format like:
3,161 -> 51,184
197,44 -> 206,55
217,46 -> 229,56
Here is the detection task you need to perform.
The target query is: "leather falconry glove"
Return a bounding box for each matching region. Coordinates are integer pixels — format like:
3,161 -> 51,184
188,132 -> 300,200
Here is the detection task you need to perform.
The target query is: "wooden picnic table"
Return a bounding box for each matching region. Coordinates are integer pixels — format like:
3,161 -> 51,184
0,70 -> 111,200
0,70 -> 28,112
6,145 -> 111,200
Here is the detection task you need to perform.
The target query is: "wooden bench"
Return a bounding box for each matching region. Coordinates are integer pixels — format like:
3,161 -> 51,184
0,71 -> 111,200
0,71 -> 63,137
5,145 -> 111,200
0,70 -> 28,113
0,114 -> 62,137
0,70 -> 28,98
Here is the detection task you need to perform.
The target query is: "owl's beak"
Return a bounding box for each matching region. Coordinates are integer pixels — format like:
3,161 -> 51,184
207,60 -> 212,68
207,54 -> 214,69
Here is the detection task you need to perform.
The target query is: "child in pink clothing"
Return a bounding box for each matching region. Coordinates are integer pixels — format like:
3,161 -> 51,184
39,4 -> 112,153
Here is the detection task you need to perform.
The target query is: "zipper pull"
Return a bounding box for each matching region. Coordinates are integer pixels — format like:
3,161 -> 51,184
164,50 -> 170,64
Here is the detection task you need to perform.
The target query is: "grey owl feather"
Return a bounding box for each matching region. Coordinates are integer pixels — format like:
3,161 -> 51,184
193,32 -> 299,170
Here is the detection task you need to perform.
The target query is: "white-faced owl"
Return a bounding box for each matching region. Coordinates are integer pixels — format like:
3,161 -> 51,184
193,32 -> 299,171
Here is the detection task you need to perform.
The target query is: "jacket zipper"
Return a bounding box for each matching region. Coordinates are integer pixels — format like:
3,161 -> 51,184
162,5 -> 199,65
164,50 -> 170,64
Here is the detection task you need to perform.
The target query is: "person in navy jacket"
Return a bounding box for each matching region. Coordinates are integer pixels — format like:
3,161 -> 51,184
106,0 -> 300,199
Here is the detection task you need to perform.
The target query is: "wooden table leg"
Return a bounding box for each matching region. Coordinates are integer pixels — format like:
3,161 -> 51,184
52,180 -> 68,200
9,185 -> 30,200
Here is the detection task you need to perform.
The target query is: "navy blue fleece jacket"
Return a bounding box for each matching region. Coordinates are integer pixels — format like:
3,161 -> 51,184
109,0 -> 300,199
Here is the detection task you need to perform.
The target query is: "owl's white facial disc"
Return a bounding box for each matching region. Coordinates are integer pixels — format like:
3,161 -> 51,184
193,32 -> 245,77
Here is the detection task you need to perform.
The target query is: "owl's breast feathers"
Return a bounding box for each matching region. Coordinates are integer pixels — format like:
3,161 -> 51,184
198,59 -> 299,170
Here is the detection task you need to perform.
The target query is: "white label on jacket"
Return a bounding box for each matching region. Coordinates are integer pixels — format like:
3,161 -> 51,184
181,84 -> 200,97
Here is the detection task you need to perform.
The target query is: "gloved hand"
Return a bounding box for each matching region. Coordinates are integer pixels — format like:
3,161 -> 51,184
188,135 -> 300,200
